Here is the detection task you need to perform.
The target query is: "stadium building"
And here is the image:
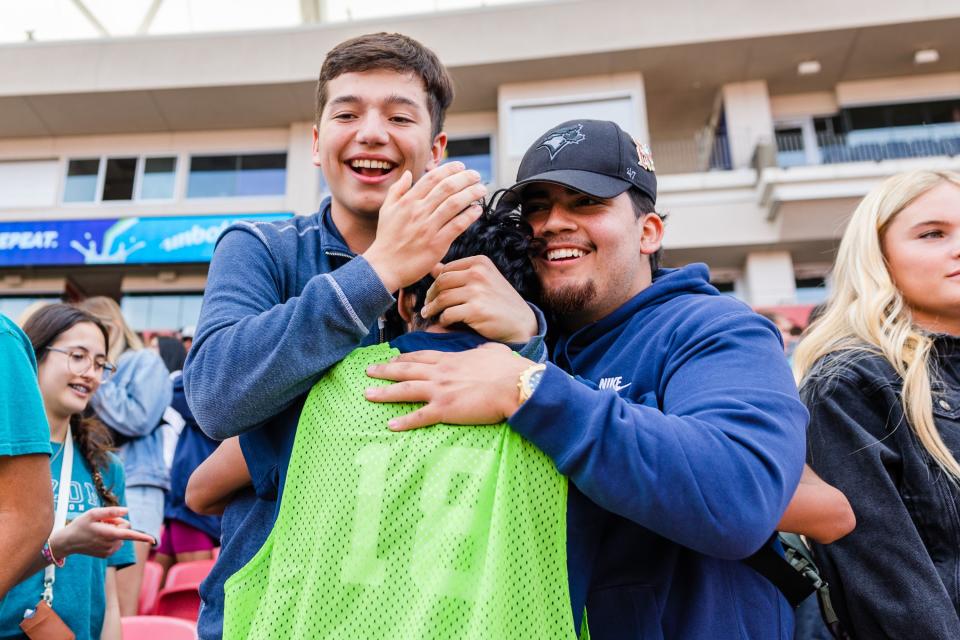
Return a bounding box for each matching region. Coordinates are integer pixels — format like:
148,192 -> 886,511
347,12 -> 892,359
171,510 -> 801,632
1,0 -> 959,330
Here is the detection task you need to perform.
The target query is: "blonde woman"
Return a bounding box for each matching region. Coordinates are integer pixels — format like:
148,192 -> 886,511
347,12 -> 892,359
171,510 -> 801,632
793,170 -> 960,638
77,297 -> 173,617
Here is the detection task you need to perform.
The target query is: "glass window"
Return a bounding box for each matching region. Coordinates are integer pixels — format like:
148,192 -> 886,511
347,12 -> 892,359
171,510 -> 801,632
120,296 -> 150,331
187,155 -> 235,198
187,153 -> 287,198
148,295 -> 181,330
64,155 -> 180,202
180,295 -> 203,328
845,99 -> 960,131
0,297 -> 61,322
795,277 -> 828,304
121,294 -> 204,331
139,157 -> 177,200
446,137 -> 493,184
63,158 -> 100,202
102,157 -> 137,201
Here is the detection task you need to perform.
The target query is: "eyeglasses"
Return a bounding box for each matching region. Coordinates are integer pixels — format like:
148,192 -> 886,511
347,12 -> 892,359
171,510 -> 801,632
46,347 -> 116,379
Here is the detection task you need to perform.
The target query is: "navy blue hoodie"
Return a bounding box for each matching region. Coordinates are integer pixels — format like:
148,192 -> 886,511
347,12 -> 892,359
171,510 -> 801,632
165,373 -> 221,540
509,264 -> 807,639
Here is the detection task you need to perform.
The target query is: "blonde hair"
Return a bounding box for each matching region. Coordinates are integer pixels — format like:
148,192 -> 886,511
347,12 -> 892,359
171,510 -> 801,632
16,300 -> 52,327
76,296 -> 143,362
794,169 -> 960,483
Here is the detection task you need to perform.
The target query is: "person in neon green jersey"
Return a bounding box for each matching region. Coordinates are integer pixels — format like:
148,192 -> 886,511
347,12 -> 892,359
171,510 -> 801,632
188,205 -> 581,639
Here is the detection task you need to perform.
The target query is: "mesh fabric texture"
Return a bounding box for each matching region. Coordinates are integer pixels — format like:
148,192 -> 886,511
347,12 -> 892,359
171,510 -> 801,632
223,343 -> 575,639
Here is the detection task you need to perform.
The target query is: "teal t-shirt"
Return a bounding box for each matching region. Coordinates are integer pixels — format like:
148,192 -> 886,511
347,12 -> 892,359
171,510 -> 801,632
0,314 -> 50,458
0,448 -> 136,640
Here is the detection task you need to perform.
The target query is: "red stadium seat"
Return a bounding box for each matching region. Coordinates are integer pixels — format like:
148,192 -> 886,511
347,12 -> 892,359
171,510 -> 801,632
138,560 -> 163,615
164,559 -> 215,589
154,583 -> 203,622
121,615 -> 196,639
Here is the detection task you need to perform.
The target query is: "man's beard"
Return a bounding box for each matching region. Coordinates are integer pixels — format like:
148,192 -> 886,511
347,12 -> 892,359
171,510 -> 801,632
538,280 -> 597,315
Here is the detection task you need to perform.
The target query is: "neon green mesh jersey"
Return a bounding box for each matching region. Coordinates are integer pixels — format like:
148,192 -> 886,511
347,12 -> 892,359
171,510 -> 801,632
223,343 -> 577,639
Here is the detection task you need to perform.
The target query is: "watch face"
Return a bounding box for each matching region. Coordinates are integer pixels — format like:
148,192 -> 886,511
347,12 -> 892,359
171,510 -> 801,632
528,368 -> 545,390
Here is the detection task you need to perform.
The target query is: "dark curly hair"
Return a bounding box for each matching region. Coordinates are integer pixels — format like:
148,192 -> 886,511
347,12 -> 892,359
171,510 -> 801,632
22,304 -> 120,507
405,194 -> 542,330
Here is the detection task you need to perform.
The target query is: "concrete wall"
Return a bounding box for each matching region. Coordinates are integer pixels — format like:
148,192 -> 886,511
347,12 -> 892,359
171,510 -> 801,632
836,72 -> 960,107
497,73 -> 648,188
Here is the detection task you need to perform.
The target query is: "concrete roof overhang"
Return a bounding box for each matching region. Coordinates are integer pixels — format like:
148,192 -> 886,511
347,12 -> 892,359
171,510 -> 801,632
1,0 -> 958,138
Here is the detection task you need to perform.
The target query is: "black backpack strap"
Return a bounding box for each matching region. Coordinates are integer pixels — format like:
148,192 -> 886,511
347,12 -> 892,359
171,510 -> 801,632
742,534 -> 816,607
743,533 -> 852,640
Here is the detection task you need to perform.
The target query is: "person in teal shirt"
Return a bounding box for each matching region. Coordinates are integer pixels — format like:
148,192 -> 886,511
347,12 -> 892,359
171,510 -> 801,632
0,305 -> 154,640
0,313 -> 52,599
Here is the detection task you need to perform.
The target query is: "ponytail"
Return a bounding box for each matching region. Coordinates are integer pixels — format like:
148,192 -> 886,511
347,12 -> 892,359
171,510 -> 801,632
70,414 -> 120,507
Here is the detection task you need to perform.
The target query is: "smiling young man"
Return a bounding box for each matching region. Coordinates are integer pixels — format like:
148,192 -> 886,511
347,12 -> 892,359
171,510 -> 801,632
182,33 -> 542,639
367,119 -> 809,639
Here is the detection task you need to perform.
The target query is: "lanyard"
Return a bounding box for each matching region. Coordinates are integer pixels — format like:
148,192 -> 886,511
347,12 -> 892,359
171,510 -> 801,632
42,424 -> 74,605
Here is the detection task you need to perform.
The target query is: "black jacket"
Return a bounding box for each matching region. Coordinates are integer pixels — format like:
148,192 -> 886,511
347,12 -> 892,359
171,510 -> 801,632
802,336 -> 960,639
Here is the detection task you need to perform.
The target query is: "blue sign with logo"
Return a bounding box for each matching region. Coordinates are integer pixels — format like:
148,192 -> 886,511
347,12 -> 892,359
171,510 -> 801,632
0,213 -> 292,267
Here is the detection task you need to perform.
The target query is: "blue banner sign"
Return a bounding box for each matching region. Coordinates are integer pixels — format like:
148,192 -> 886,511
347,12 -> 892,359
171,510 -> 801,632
0,213 -> 292,266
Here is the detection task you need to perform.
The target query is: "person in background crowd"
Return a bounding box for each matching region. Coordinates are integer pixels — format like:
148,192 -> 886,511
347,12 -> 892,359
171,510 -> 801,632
153,353 -> 221,586
794,170 -> 960,638
759,310 -> 803,360
76,296 -> 173,617
150,335 -> 187,376
0,313 -> 53,600
1,305 -> 153,640
179,326 -> 195,354
149,335 -> 189,470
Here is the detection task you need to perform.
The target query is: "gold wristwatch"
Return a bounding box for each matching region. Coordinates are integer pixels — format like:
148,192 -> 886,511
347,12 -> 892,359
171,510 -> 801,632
517,363 -> 547,405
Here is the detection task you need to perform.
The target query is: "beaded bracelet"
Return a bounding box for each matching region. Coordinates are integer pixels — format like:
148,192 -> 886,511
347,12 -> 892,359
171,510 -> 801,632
41,539 -> 65,568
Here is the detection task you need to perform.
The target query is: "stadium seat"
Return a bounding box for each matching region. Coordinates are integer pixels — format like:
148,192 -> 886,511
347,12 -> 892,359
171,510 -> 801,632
154,583 -> 203,622
910,138 -> 943,158
820,144 -> 852,164
851,143 -> 883,162
941,137 -> 960,156
164,559 -> 215,589
885,141 -> 911,159
138,560 -> 163,615
121,615 -> 196,639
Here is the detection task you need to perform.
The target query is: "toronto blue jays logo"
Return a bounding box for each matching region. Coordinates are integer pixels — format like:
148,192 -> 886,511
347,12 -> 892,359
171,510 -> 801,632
538,124 -> 586,161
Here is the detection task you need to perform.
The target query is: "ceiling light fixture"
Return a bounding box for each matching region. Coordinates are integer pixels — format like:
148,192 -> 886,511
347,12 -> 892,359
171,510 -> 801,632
797,60 -> 821,76
914,49 -> 940,65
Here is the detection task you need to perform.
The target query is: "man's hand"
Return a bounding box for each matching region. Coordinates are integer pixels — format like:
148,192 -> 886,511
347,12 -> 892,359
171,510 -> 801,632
364,162 -> 487,293
419,255 -> 538,343
365,343 -> 533,431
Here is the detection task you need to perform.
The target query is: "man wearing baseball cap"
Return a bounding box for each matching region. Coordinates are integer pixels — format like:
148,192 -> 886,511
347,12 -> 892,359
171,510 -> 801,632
367,119 -> 808,639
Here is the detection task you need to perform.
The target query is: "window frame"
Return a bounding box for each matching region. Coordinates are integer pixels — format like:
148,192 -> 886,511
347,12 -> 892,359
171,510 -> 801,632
503,90 -> 642,158
61,154 -> 179,205
134,155 -> 180,202
185,151 -> 288,200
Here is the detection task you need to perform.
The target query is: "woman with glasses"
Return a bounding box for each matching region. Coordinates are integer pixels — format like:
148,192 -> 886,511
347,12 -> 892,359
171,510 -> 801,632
0,304 -> 153,640
76,296 -> 173,618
